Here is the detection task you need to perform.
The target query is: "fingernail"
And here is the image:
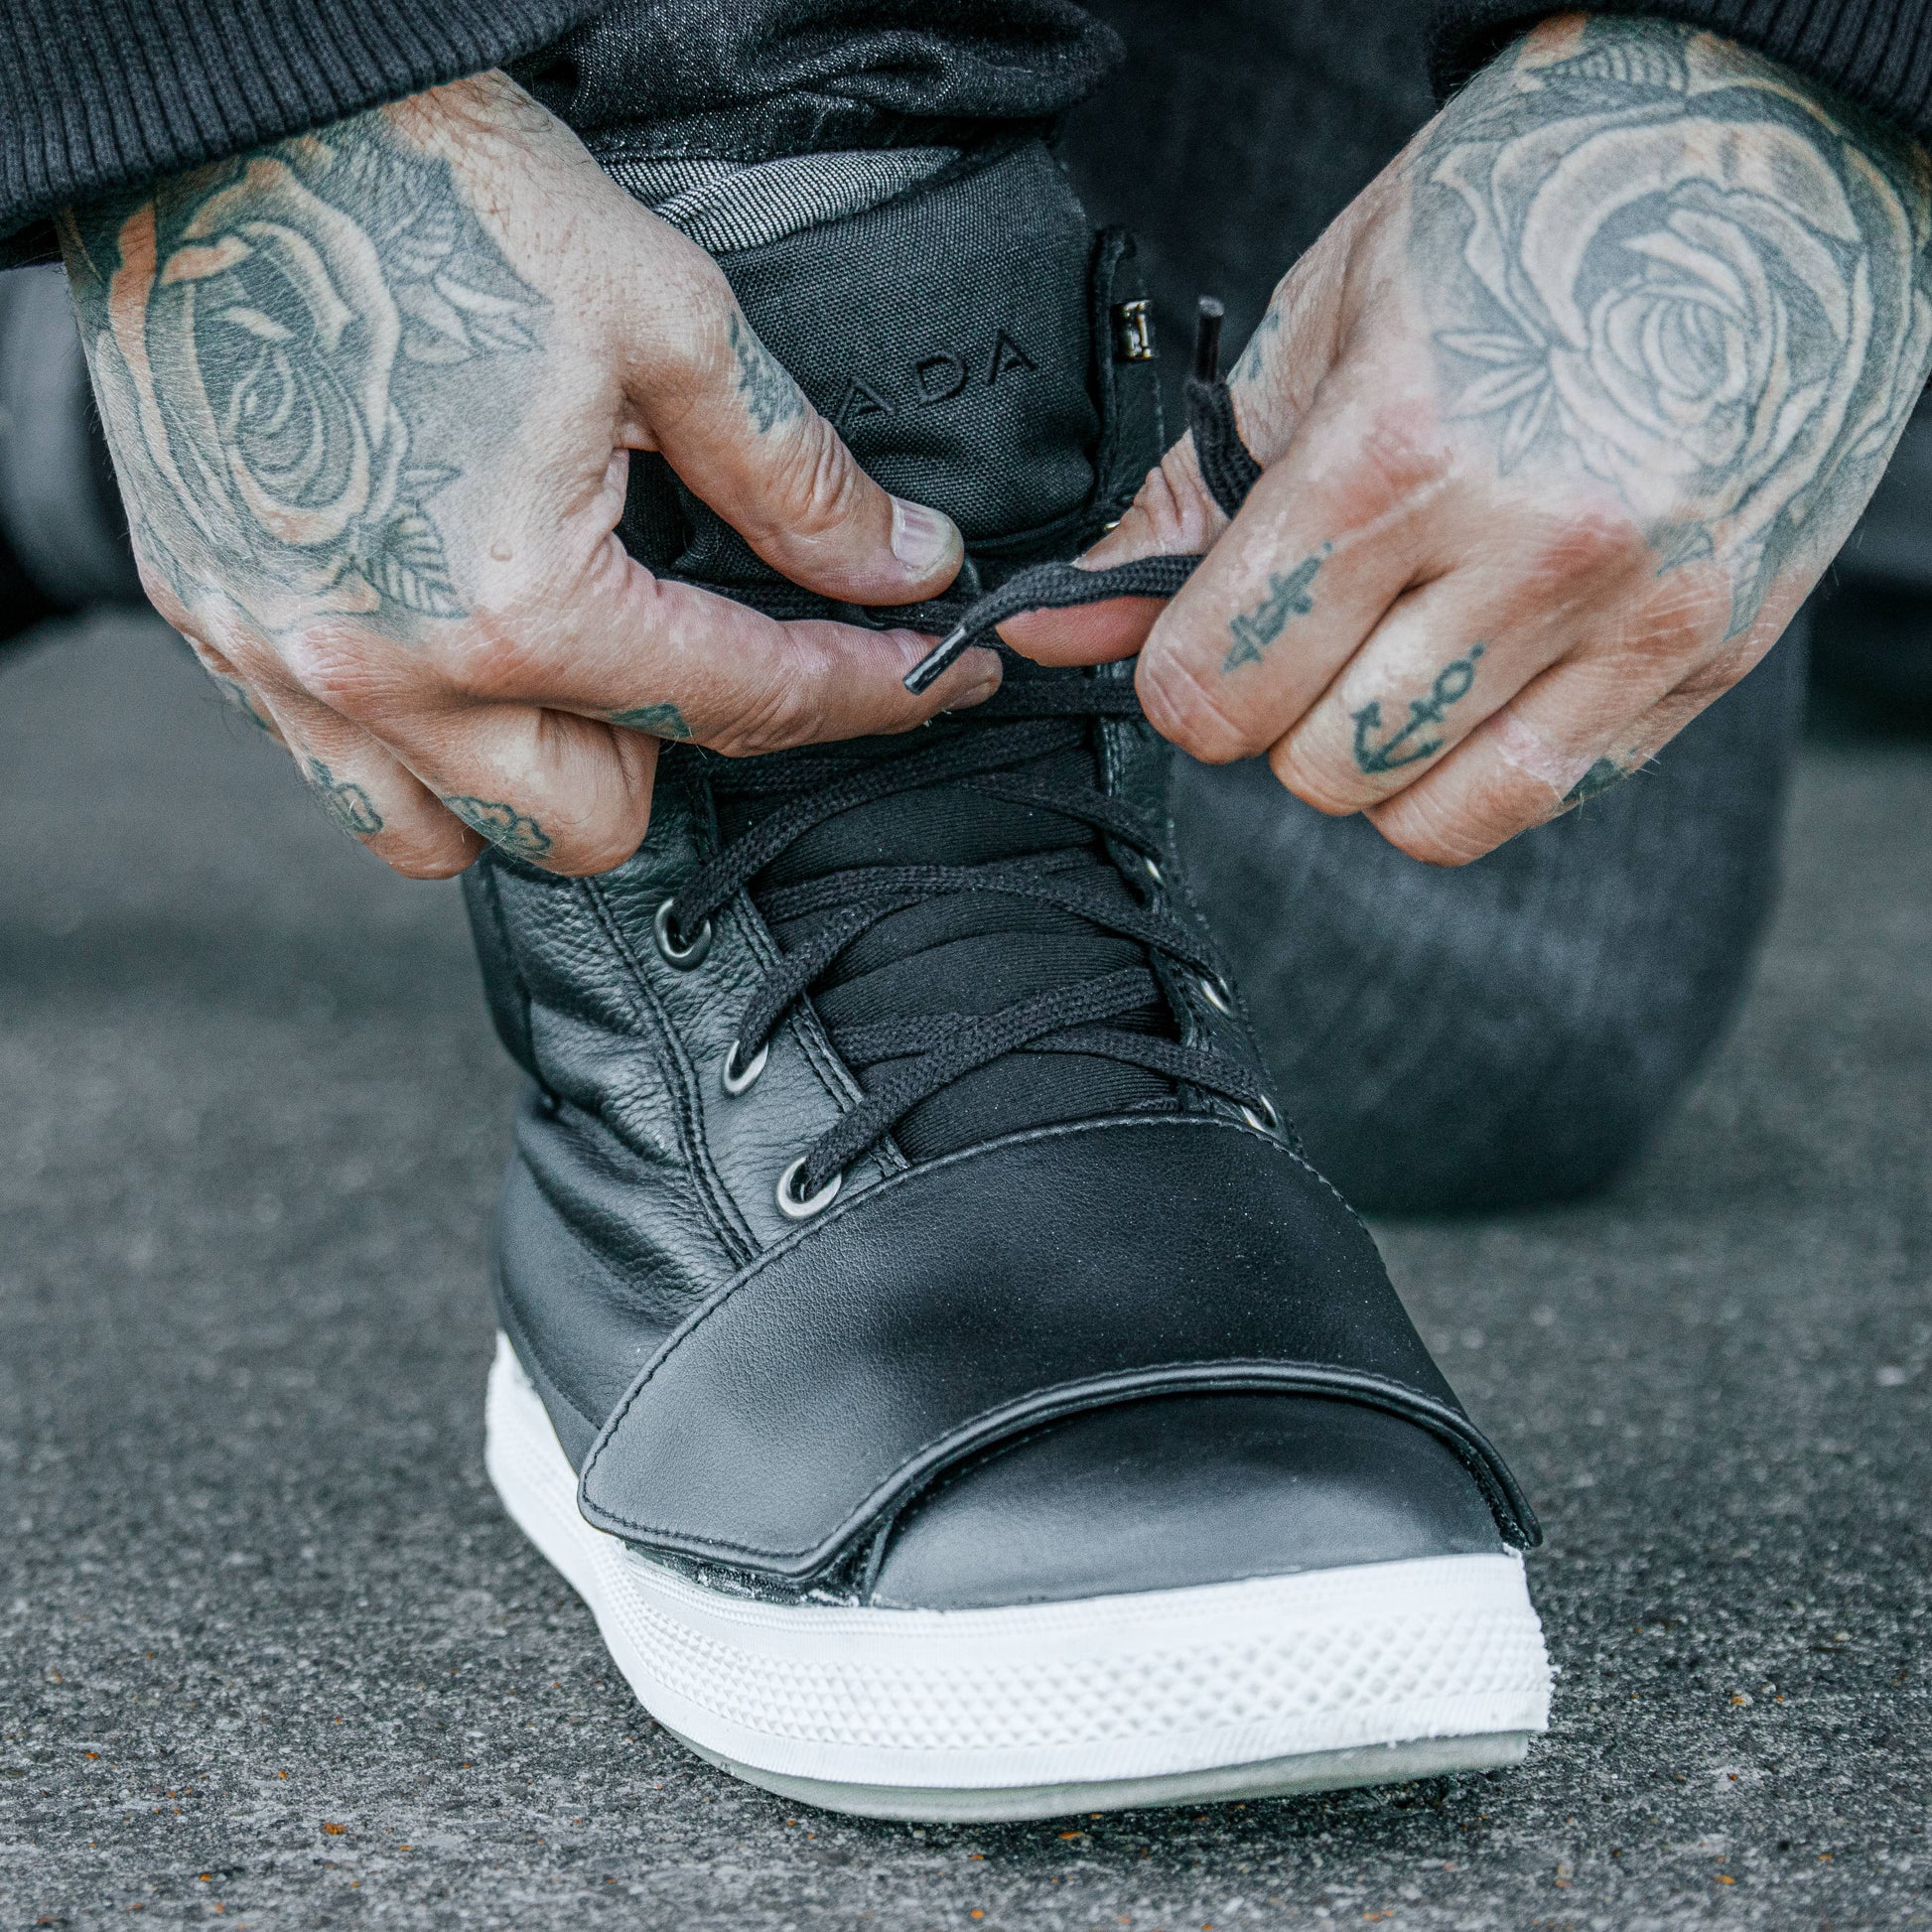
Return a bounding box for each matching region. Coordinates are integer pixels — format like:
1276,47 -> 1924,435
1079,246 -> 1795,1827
943,675 -> 1001,714
891,497 -> 962,575
940,655 -> 1002,712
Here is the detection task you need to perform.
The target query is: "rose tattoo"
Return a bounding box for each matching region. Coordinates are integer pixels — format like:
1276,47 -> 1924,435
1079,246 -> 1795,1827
1416,22 -> 1932,635
62,114 -> 545,634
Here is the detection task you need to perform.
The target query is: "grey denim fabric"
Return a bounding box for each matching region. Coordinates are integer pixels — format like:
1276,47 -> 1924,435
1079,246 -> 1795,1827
606,148 -> 961,254
1168,640 -> 1806,1212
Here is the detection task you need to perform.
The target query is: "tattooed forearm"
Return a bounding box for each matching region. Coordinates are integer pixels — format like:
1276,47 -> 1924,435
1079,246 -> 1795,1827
1412,17 -> 1932,636
1352,644 -> 1485,773
728,312 -> 805,435
441,794 -> 552,859
60,108 -> 545,639
606,701 -> 694,739
306,757 -> 384,837
1223,547 -> 1329,671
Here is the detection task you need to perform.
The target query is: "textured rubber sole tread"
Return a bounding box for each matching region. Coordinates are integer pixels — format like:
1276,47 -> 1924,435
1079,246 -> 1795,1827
483,1334 -> 1549,1821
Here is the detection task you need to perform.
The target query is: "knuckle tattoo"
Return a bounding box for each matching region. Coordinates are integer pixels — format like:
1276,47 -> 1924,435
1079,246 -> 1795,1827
1561,758 -> 1638,807
439,794 -> 554,862
1228,306 -> 1283,390
605,701 -> 694,740
303,756 -> 385,839
1351,643 -> 1485,776
1221,548 -> 1330,675
207,671 -> 279,736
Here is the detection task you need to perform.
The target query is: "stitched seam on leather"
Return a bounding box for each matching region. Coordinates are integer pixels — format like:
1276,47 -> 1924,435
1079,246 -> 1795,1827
582,1115 -> 1422,1518
584,878 -> 758,1266
585,1364 -> 1510,1562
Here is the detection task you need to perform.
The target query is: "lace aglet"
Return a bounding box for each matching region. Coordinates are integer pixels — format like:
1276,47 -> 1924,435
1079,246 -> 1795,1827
903,623 -> 972,696
1192,295 -> 1225,385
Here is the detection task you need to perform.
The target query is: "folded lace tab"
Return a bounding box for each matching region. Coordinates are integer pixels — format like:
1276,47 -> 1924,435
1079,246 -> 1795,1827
902,293 -> 1264,696
1185,294 -> 1264,521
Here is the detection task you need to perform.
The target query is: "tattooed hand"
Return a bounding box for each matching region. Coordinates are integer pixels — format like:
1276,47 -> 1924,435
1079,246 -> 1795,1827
1009,16 -> 1932,863
60,73 -> 987,877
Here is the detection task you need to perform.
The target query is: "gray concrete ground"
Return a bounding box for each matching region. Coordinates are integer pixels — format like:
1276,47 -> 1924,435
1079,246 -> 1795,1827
2,612 -> 1929,1931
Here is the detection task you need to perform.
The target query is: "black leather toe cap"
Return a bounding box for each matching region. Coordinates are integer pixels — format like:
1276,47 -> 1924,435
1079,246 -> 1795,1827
866,1395 -> 1504,1610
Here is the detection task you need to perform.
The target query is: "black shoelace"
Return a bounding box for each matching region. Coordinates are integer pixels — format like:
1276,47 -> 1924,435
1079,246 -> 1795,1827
902,296 -> 1261,695
657,298 -> 1273,1216
658,669 -> 1277,1212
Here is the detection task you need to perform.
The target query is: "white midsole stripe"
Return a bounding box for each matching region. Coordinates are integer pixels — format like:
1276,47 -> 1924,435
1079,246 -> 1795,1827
485,1333 -> 1551,1792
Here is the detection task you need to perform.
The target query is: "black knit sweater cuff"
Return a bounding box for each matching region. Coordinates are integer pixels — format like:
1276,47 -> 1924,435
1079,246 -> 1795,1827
1430,0 -> 1932,149
0,0 -> 600,265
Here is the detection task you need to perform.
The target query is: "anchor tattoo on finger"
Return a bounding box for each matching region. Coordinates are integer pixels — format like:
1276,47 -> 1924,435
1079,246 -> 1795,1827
1351,644 -> 1485,775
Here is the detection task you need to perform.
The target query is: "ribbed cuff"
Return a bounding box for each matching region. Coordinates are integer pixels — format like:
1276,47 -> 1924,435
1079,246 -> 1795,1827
1,0 -> 604,263
1429,0 -> 1932,147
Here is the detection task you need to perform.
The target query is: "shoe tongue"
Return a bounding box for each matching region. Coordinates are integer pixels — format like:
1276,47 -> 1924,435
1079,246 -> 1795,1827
712,687 -> 1177,1161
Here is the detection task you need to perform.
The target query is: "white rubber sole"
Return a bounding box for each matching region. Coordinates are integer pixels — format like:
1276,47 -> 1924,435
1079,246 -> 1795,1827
484,1334 -> 1551,1822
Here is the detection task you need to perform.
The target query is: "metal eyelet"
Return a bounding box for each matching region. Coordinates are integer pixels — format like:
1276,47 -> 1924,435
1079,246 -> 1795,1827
654,897 -> 713,969
1197,972 -> 1236,1016
1240,1094 -> 1283,1134
776,1155 -> 842,1220
722,1037 -> 768,1096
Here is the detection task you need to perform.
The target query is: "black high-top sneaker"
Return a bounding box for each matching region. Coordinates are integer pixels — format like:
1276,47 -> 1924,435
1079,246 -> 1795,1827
466,140 -> 1549,1822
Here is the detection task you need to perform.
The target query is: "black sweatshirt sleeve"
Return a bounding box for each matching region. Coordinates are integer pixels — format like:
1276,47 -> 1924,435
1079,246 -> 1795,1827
0,1 -> 603,263
5,1 -> 1928,268
1431,0 -> 1932,145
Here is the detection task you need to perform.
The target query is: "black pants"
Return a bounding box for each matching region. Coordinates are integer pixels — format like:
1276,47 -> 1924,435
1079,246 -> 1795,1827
1045,0 -> 1805,1211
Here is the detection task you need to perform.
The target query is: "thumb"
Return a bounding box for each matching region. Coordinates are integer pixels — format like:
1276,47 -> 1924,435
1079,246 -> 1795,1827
1000,427 -> 1230,666
631,272 -> 964,606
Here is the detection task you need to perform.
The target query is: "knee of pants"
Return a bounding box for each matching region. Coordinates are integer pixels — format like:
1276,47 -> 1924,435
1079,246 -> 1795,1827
1170,639 -> 1807,1213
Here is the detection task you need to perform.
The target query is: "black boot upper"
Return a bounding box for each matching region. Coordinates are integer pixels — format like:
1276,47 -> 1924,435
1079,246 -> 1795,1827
465,138 -> 1539,1603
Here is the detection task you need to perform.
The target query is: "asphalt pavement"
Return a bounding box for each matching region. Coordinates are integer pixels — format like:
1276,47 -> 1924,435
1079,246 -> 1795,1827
3,612 -> 1930,1929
